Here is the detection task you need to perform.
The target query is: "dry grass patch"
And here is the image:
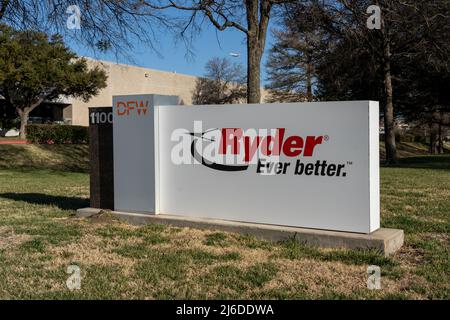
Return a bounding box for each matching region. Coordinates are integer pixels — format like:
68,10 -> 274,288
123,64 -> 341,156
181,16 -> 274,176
0,226 -> 32,250
47,233 -> 139,275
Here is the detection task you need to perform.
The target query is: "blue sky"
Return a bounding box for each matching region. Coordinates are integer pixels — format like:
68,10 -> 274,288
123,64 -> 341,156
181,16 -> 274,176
69,21 -> 275,84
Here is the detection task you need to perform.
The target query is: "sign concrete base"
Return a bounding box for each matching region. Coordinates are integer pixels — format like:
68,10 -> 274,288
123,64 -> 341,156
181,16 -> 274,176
77,207 -> 404,256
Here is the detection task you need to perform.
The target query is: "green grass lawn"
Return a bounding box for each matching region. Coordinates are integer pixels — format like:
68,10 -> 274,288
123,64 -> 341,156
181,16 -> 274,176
0,144 -> 89,172
0,145 -> 448,299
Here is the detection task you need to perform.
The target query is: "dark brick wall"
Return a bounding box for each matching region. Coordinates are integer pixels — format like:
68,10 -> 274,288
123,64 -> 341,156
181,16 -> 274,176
89,107 -> 114,209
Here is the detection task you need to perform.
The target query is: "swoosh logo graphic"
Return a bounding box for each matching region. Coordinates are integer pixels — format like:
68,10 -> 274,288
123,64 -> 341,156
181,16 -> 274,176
189,130 -> 249,172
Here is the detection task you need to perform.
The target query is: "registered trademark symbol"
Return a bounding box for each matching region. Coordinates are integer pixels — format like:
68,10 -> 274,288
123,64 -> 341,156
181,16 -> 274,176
324,135 -> 329,141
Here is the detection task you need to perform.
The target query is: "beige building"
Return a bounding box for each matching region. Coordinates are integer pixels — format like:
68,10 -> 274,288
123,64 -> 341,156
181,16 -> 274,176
65,58 -> 200,126
20,58 -> 268,127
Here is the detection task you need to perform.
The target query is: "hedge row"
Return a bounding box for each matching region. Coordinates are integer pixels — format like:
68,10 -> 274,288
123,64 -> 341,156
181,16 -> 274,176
26,124 -> 89,144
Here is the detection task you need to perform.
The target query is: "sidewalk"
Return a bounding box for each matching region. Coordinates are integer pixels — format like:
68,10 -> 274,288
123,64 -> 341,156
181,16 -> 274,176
0,139 -> 29,145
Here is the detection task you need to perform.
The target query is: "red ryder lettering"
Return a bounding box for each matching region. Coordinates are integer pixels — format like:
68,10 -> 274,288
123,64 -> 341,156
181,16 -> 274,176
220,128 -> 323,162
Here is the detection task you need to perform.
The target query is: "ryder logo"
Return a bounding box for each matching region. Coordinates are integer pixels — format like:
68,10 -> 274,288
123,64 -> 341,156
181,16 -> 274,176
171,121 -> 348,177
116,100 -> 149,116
220,128 -> 324,162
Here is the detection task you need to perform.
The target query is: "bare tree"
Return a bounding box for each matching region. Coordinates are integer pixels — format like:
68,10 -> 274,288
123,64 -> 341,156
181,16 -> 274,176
192,57 -> 246,105
141,0 -> 293,103
311,0 -> 449,164
265,2 -> 329,102
0,1 -> 184,60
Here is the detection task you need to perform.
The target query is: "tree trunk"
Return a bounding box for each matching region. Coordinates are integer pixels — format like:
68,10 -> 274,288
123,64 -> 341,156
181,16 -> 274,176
429,123 -> 438,155
247,35 -> 262,104
382,41 -> 398,164
245,0 -> 270,104
306,54 -> 313,102
438,112 -> 444,154
14,95 -> 46,139
17,108 -> 29,140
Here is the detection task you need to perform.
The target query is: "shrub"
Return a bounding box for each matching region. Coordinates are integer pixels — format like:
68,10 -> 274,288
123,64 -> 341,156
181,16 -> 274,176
26,124 -> 89,144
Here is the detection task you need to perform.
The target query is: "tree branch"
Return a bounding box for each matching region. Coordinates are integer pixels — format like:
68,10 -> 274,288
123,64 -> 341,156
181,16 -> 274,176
142,1 -> 248,34
0,0 -> 10,20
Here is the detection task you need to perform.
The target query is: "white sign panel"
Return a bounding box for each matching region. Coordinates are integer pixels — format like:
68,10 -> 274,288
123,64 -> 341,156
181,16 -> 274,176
157,101 -> 379,234
112,94 -> 178,213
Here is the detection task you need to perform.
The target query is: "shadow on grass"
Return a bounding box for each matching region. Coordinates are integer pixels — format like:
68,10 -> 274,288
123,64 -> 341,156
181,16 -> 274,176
382,154 -> 450,170
0,192 -> 89,210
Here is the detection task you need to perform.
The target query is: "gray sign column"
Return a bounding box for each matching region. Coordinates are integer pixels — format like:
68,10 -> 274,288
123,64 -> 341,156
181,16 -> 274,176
112,94 -> 178,214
